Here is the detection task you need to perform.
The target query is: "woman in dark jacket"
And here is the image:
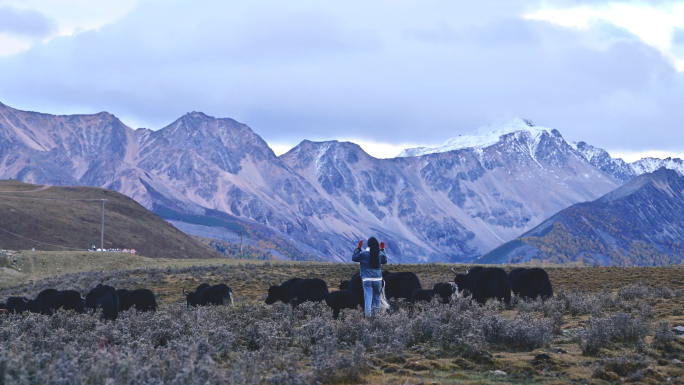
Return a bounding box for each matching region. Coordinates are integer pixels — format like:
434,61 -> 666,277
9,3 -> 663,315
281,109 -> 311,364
352,237 -> 387,317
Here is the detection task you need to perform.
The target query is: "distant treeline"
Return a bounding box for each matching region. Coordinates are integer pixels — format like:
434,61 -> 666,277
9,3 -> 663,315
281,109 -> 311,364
192,235 -> 321,262
521,221 -> 684,266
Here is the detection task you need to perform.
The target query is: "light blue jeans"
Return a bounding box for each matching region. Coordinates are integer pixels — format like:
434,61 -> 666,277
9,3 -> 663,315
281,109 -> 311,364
362,280 -> 383,317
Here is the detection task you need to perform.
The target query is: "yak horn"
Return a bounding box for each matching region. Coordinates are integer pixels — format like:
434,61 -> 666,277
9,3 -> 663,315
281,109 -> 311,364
450,267 -> 458,275
182,287 -> 188,295
268,281 -> 273,287
22,298 -> 29,303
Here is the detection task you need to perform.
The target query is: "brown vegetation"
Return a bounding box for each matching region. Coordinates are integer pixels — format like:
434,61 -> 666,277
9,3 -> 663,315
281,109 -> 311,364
2,257 -> 684,383
0,180 -> 222,259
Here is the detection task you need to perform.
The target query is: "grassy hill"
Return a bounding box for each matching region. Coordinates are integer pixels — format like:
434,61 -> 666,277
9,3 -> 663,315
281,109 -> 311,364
479,168 -> 684,266
0,179 -> 223,259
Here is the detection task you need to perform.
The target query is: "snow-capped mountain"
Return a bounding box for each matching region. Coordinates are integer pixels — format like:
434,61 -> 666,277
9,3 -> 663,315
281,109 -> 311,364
282,121 -> 621,262
1,102 -> 681,262
398,117 -> 550,157
401,117 -> 684,181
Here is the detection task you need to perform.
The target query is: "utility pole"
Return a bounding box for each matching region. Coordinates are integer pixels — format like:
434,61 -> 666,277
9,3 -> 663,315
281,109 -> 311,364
101,199 -> 107,251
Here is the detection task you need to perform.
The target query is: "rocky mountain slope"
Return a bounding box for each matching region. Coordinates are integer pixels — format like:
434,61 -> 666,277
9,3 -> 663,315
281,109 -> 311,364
281,124 -> 624,262
0,180 -> 222,259
479,168 -> 684,266
1,101 -> 680,262
0,102 -> 344,260
572,141 -> 684,181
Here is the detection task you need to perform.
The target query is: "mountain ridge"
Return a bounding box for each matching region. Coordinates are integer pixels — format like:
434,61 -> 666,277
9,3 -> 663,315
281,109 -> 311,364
1,101 -> 681,263
479,167 -> 684,266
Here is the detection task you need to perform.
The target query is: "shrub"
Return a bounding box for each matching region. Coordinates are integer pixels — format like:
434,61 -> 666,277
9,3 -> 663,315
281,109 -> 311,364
617,284 -> 653,301
578,313 -> 648,355
653,320 -> 675,350
312,338 -> 367,383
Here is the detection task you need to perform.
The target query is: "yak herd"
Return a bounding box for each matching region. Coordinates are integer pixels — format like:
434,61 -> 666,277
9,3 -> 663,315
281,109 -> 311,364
0,284 -> 157,320
0,266 -> 553,320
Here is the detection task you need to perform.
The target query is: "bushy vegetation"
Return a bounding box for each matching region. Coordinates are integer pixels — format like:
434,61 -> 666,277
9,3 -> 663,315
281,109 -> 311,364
2,265 -> 684,383
521,216 -> 684,266
193,236 -> 280,261
156,207 -> 322,261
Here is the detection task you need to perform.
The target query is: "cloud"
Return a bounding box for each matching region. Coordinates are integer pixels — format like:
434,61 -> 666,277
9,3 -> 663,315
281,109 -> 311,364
0,5 -> 56,37
0,0 -> 683,157
673,26 -> 684,45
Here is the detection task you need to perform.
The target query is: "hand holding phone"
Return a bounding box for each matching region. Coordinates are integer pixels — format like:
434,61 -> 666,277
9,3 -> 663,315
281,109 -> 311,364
358,240 -> 363,249
380,242 -> 385,250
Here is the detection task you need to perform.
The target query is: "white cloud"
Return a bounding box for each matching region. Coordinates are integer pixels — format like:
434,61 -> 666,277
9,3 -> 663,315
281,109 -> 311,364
0,34 -> 33,56
350,140 -> 432,159
269,143 -> 296,157
2,0 -> 684,157
526,3 -> 684,70
609,149 -> 684,162
0,0 -> 140,55
268,139 -> 430,159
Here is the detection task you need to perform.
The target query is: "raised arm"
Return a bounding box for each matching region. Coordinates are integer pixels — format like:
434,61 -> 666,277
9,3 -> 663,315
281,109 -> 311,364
352,248 -> 363,262
352,240 -> 364,262
379,242 -> 387,264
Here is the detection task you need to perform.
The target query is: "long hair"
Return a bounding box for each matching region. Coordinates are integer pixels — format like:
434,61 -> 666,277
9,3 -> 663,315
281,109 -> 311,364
367,237 -> 380,269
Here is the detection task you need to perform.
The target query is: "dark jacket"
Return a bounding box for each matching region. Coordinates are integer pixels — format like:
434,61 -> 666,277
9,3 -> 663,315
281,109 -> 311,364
352,249 -> 387,279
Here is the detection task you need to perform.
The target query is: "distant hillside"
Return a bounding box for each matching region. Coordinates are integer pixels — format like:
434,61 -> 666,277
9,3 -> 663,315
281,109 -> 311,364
156,208 -> 323,261
3,101 -> 683,262
191,236 -> 280,261
0,180 -> 223,259
480,168 -> 684,266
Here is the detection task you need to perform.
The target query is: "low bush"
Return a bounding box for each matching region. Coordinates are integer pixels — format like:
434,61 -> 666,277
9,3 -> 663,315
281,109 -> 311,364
578,313 -> 648,355
0,266 -> 680,383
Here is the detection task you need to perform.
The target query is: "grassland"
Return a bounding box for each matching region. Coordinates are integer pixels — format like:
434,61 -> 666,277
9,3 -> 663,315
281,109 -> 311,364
2,251 -> 684,384
0,179 -> 222,259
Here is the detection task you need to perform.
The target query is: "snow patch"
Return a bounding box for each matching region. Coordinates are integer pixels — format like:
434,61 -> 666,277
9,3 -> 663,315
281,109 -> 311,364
630,157 -> 684,176
398,117 -> 554,157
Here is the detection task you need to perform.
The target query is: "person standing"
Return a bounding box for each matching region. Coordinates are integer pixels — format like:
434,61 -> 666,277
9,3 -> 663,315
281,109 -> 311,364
352,237 -> 387,317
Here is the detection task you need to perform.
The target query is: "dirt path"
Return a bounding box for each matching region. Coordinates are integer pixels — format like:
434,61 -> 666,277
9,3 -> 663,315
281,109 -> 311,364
0,185 -> 51,193
27,251 -> 37,283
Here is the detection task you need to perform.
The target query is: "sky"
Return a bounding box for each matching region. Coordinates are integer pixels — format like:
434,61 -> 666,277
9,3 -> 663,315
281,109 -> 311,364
0,0 -> 683,161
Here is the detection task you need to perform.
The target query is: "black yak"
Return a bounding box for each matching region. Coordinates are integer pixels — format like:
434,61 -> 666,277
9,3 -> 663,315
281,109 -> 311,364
3,297 -> 30,314
198,284 -> 233,306
411,283 -> 458,305
508,267 -> 553,300
452,267 -> 510,304
116,289 -> 158,312
86,284 -> 119,321
432,282 -> 458,304
184,283 -> 211,307
28,289 -> 86,316
264,278 -> 329,308
325,290 -> 357,318
410,289 -> 433,304
347,271 -> 422,307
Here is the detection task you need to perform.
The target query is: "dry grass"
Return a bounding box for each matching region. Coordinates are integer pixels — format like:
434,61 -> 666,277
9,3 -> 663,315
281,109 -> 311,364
3,252 -> 684,384
0,179 -> 222,259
